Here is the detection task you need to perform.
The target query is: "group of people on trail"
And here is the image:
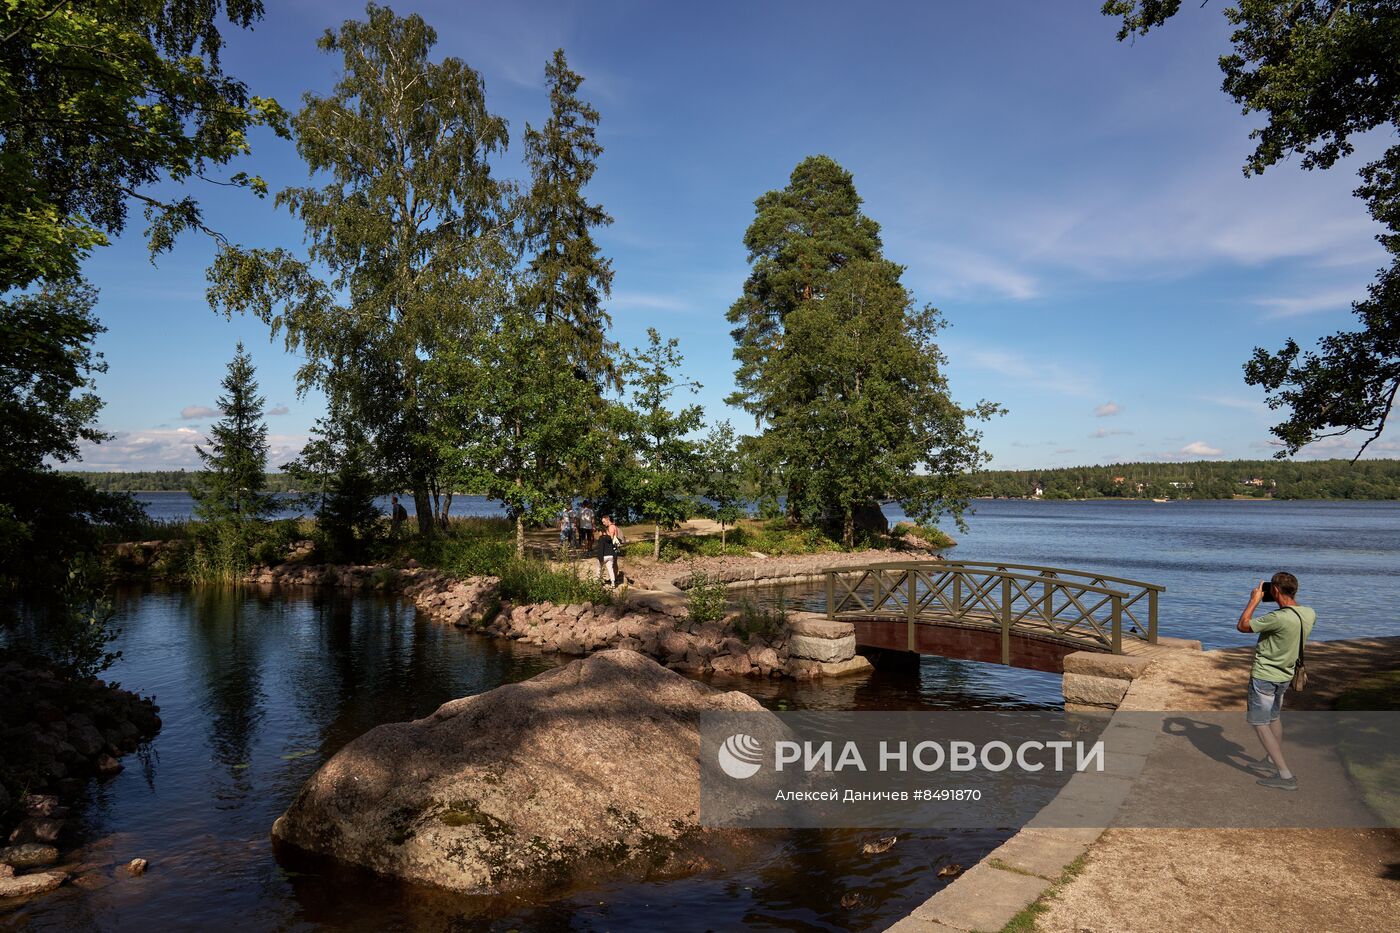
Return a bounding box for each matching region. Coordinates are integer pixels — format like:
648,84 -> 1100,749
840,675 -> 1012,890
560,501 -> 626,587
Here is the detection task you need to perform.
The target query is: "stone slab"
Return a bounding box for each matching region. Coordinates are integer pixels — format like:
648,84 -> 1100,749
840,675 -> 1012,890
0,870 -> 67,898
1062,672 -> 1130,708
816,656 -> 873,678
1157,635 -> 1203,651
788,633 -> 857,663
910,861 -> 1049,931
1062,651 -> 1152,680
984,826 -> 1101,880
788,615 -> 856,640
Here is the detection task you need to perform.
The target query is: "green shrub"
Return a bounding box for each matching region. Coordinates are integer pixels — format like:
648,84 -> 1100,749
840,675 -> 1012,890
732,591 -> 788,642
891,521 -> 956,550
38,555 -> 122,680
497,558 -> 610,606
685,568 -> 728,624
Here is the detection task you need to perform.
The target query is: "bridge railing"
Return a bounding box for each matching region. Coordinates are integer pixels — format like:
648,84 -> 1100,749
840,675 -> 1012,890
821,560 -> 1163,658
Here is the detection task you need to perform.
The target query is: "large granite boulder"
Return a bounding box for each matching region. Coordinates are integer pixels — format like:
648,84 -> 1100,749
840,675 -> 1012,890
271,649 -> 774,894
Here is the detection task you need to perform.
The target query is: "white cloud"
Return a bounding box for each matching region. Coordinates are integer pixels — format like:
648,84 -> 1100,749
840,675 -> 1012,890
1094,401 -> 1120,417
944,339 -> 1097,397
610,291 -> 692,313
180,405 -> 218,420
1180,440 -> 1223,457
1091,428 -> 1132,439
269,405 -> 290,416
74,428 -> 307,471
1254,286 -> 1366,319
1200,394 -> 1271,415
906,244 -> 1039,301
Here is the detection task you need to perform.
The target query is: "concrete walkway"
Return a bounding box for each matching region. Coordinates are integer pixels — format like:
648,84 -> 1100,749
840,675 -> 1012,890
890,636 -> 1400,932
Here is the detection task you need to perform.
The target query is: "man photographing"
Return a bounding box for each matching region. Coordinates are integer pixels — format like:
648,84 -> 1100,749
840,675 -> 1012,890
1236,572 -> 1316,791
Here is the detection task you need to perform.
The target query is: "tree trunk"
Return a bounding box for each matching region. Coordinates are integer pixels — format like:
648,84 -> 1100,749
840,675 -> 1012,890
413,483 -> 433,536
721,521 -> 727,549
842,508 -> 854,549
515,513 -> 525,559
653,523 -> 661,560
441,491 -> 453,529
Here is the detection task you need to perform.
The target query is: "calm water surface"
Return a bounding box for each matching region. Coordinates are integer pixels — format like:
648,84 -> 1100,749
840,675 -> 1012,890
6,499 -> 1397,931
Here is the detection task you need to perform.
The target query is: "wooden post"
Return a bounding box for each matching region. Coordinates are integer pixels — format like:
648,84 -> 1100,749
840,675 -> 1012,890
953,572 -> 962,620
825,572 -> 835,620
1000,575 -> 1011,665
907,571 -> 917,651
1148,589 -> 1159,644
1112,593 -> 1123,654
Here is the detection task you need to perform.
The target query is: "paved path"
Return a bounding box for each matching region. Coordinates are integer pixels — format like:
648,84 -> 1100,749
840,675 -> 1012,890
1031,637 -> 1400,933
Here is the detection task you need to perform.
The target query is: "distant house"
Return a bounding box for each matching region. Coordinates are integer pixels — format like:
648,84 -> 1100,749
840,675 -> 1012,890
1032,483 -> 1044,499
1243,477 -> 1268,487
1168,481 -> 1194,490
1112,475 -> 1126,485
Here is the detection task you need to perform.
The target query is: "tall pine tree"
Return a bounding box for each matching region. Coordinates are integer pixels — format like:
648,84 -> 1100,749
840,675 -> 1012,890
194,342 -> 272,523
727,157 -> 999,540
521,49 -> 616,386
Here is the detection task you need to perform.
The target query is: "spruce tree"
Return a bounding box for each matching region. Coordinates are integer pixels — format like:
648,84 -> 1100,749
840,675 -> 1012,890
522,49 -> 616,386
194,342 -> 272,523
615,329 -> 705,559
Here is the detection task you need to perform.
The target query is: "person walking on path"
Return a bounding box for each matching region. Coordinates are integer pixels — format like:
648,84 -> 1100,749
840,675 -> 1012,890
1236,571 -> 1316,790
390,495 -> 409,541
558,506 -> 573,550
578,501 -> 595,549
601,514 -> 625,585
594,525 -> 617,586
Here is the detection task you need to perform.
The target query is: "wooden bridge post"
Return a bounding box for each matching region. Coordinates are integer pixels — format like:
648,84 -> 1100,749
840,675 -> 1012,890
1111,593 -> 1123,654
953,571 -> 962,620
1148,589 -> 1159,644
907,571 -> 917,651
825,572 -> 835,620
1000,576 -> 1011,665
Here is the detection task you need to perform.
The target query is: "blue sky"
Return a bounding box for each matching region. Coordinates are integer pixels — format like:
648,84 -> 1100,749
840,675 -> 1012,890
74,0 -> 1396,471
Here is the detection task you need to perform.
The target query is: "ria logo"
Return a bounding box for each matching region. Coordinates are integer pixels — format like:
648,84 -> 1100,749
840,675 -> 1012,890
718,733 -> 764,779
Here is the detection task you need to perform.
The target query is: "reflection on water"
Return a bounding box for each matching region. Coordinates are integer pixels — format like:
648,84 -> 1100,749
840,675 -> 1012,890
10,499 -> 1394,930
5,586 -> 1037,932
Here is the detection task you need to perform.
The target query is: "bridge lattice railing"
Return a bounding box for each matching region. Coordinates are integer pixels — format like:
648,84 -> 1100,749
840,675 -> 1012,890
822,560 -> 1163,656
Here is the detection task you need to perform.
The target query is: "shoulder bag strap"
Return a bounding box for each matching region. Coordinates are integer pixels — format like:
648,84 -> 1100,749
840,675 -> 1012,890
1286,606 -> 1305,672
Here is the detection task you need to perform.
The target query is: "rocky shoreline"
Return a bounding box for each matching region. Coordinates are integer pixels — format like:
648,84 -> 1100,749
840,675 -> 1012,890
0,656 -> 161,898
240,560 -> 872,680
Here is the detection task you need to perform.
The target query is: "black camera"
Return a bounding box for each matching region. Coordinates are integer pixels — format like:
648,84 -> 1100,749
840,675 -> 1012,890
1260,580 -> 1276,603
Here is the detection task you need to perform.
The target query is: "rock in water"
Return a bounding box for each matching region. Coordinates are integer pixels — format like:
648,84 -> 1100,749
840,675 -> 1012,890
271,649 -> 773,895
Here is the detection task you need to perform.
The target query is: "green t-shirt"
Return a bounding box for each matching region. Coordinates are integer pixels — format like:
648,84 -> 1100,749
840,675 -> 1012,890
1249,605 -> 1316,683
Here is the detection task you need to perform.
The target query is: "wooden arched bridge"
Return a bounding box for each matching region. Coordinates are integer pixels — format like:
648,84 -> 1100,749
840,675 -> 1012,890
822,560 -> 1166,673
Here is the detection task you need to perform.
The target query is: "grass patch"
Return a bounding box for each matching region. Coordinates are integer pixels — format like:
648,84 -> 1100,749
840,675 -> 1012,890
998,853 -> 1088,933
891,521 -> 956,550
731,588 -> 788,642
497,558 -> 611,606
623,519 -> 856,563
1334,670 -> 1400,827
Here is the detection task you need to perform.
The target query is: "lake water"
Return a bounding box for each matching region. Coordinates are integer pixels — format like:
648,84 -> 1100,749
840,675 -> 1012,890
7,498 -> 1397,930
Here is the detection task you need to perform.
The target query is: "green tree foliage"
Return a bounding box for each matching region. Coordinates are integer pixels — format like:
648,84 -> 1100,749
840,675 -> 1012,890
282,413 -> 383,561
0,281 -> 142,591
0,0 -> 286,291
207,3 -> 509,533
971,458 -> 1400,500
430,296 -> 602,557
698,421 -> 745,547
521,48 -> 616,385
1105,1 -> 1400,458
615,329 -> 705,559
727,156 -> 998,540
727,155 -> 883,423
193,342 -> 272,523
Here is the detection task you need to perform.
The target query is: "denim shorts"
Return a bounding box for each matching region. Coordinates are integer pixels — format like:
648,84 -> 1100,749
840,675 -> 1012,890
1246,677 -> 1289,725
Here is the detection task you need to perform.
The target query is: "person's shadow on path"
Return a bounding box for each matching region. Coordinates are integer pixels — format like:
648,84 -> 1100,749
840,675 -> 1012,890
1162,716 -> 1263,776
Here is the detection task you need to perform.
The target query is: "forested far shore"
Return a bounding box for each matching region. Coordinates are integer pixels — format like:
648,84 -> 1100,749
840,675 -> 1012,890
62,470 -> 303,493
969,459 -> 1400,500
